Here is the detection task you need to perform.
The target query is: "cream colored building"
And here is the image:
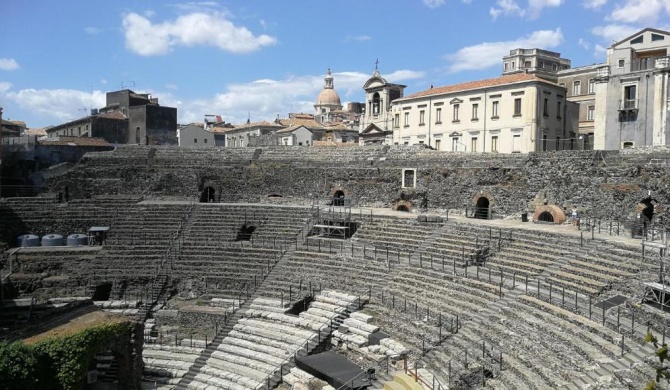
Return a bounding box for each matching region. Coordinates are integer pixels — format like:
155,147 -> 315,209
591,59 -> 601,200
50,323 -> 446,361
390,73 -> 577,153
359,67 -> 406,145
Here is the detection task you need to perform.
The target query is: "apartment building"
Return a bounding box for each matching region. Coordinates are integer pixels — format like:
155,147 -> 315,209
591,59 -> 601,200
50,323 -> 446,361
390,73 -> 578,153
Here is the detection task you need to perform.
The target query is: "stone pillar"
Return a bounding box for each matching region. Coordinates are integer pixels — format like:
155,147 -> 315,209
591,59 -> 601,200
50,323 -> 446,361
653,67 -> 669,146
593,69 -> 610,150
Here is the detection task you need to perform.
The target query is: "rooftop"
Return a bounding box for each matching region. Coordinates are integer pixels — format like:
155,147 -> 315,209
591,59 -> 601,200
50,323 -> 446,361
38,136 -> 111,147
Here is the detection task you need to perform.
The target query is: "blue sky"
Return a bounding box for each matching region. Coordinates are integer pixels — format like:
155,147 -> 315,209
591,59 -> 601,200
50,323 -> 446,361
1,0 -> 668,128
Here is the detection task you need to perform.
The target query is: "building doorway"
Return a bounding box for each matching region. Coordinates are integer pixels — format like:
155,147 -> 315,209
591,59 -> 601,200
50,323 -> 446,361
200,187 -> 216,203
474,197 -> 490,219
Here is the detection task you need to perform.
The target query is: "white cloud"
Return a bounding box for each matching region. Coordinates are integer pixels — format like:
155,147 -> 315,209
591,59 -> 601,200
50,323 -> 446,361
165,83 -> 178,90
608,0 -> 670,24
0,82 -> 11,93
423,0 -> 446,8
100,78 -> 108,85
591,24 -> 639,43
578,38 -> 591,49
582,0 -> 608,8
121,12 -> 277,56
345,35 -> 371,42
0,58 -> 19,71
84,27 -> 102,35
173,69 -> 425,125
444,28 -> 564,73
490,0 -> 562,19
1,86 -> 106,123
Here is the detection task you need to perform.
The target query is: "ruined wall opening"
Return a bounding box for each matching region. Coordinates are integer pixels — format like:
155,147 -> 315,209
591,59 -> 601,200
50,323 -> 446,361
92,282 -> 113,301
538,211 -> 554,223
333,190 -> 345,206
200,186 -> 216,203
236,224 -> 256,241
640,198 -> 655,221
396,205 -> 410,212
474,197 -> 490,219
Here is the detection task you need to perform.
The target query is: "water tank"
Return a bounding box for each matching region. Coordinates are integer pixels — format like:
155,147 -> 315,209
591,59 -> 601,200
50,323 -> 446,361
42,234 -> 64,247
17,234 -> 40,247
67,234 -> 88,246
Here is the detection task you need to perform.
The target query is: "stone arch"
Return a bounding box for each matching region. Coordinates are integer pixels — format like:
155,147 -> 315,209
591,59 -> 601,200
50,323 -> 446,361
333,190 -> 345,206
393,200 -> 413,212
472,191 -> 495,220
532,205 -> 566,224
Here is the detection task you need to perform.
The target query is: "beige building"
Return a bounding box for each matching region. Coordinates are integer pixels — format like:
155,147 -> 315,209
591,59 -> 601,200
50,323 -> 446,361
390,73 -> 577,153
557,64 -> 599,150
223,120 -> 283,147
359,67 -> 406,145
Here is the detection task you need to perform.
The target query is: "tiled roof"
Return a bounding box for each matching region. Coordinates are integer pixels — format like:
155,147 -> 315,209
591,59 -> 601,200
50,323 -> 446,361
97,111 -> 127,120
399,73 -> 560,101
24,128 -> 47,136
277,125 -> 310,134
276,117 -> 324,129
38,136 -> 111,147
234,120 -> 282,130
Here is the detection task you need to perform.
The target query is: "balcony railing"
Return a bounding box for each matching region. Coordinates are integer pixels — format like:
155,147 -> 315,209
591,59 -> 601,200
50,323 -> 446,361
619,99 -> 638,110
656,57 -> 670,69
596,66 -> 610,78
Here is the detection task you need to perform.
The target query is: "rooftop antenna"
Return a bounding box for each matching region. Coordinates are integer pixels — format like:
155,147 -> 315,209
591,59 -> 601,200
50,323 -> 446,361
375,58 -> 379,71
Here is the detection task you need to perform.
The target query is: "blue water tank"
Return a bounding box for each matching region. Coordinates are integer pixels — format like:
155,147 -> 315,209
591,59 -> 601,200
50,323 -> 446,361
67,234 -> 88,246
17,234 -> 40,247
42,234 -> 65,247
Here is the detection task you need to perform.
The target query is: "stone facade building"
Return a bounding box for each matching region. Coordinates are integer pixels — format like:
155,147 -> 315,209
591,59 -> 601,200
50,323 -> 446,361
593,28 -> 670,150
502,48 -> 571,79
46,111 -> 129,144
557,64 -> 599,150
223,121 -> 282,148
389,73 -> 577,153
359,68 -> 406,145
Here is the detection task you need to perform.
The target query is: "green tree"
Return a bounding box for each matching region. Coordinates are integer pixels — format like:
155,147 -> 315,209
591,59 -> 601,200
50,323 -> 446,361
645,332 -> 670,389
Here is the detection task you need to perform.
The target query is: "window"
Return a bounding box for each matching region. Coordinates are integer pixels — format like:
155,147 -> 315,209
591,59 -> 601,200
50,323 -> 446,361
623,141 -> 634,149
419,110 -> 425,125
618,59 -> 625,68
402,169 -> 416,188
435,107 -> 442,123
524,61 -> 531,69
512,61 -> 515,69
552,64 -> 558,71
404,112 -> 410,127
652,33 -> 665,42
539,61 -> 544,68
491,101 -> 499,118
394,113 -> 400,128
630,36 -> 643,44
512,135 -> 521,153
204,138 -> 208,144
451,137 -> 461,151
573,81 -> 581,96
453,104 -> 460,122
513,98 -> 522,116
504,62 -> 509,70
472,104 -> 479,120
434,139 -> 441,150
542,135 -> 547,151
470,137 -> 478,152
491,136 -> 498,152
194,138 -> 198,143
588,79 -> 595,94
543,98 -> 549,116
556,137 -> 561,151
587,105 -> 595,121
557,101 -> 562,118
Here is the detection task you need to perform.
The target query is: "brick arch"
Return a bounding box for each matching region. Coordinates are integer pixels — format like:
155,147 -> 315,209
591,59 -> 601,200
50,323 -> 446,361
532,205 -> 566,224
471,190 -> 495,207
393,200 -> 413,212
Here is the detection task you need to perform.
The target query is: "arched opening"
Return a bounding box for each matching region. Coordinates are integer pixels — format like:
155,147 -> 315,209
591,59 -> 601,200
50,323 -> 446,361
640,198 -> 655,221
396,205 -> 410,212
538,211 -> 554,223
200,186 -> 216,203
92,282 -> 112,301
267,194 -> 283,198
333,190 -> 345,206
236,224 -> 256,241
372,92 -> 381,115
474,197 -> 490,219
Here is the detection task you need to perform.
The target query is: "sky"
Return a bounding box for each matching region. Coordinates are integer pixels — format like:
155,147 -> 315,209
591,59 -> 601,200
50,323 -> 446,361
1,0 -> 669,128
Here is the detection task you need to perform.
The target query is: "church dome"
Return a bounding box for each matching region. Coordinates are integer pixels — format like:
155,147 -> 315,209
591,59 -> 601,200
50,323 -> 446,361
315,68 -> 342,108
316,88 -> 341,106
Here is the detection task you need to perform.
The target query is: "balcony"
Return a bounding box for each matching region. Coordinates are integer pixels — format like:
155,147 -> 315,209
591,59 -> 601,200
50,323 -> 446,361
619,99 -> 638,111
656,57 -> 670,70
596,66 -> 610,78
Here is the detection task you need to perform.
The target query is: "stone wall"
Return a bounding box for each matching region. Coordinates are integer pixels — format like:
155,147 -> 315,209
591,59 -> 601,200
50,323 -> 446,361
43,146 -> 670,225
